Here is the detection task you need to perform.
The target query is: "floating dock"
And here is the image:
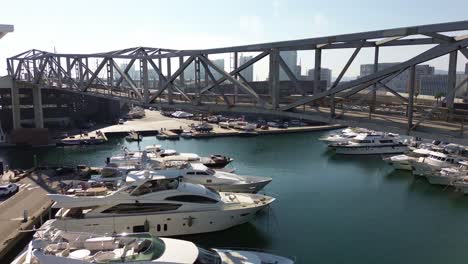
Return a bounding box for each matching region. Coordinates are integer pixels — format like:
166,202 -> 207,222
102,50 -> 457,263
93,111 -> 345,139
191,124 -> 345,138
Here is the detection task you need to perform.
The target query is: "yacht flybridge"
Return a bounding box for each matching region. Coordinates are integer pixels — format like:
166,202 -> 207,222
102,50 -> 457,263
13,227 -> 294,264
329,133 -> 408,155
126,164 -> 272,193
319,127 -> 373,144
47,175 -> 274,236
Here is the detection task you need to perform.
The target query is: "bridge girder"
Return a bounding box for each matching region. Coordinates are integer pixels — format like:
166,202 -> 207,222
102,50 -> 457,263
6,20 -> 468,138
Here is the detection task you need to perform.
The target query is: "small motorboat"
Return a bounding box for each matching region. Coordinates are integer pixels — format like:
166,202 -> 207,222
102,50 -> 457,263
125,130 -> 141,142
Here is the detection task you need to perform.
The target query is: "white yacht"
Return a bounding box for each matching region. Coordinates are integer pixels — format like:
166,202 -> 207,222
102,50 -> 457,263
329,133 -> 408,155
126,164 -> 272,193
410,151 -> 465,177
110,147 -> 233,169
319,127 -> 372,144
13,228 -> 294,264
383,148 -> 432,171
47,175 -> 274,237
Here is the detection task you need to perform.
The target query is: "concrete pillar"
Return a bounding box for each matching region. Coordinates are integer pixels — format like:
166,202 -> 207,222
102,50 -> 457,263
33,86 -> 44,129
369,46 -> 379,119
85,58 -> 90,81
78,58 -> 84,90
233,52 -> 238,104
204,55 -> 209,86
158,51 -> 163,89
142,59 -> 149,104
179,56 -> 185,88
66,57 -> 71,87
407,65 -> 416,134
11,81 -> 21,129
314,49 -> 322,95
447,51 -> 457,115
269,49 -> 280,109
193,58 -> 201,105
57,57 -> 62,87
167,58 -> 173,104
330,94 -> 336,118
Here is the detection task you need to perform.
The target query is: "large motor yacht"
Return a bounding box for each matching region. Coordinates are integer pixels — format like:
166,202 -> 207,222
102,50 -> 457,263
329,133 -> 408,155
13,227 -> 294,264
126,164 -> 272,193
410,151 -> 465,177
47,175 -> 274,237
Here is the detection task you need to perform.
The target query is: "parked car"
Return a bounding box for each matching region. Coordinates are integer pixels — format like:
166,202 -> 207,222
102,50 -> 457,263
0,183 -> 18,196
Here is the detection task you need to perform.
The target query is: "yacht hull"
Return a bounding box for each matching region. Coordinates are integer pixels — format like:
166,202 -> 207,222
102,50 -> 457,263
206,179 -> 272,194
333,146 -> 408,155
383,156 -> 413,171
426,175 -> 453,186
49,204 -> 270,237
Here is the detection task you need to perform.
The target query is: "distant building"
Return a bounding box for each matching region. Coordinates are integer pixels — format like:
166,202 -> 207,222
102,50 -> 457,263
184,58 -> 225,81
306,68 -> 332,88
420,74 -> 468,98
360,63 -> 434,93
239,55 -> 254,82
279,51 -> 297,81
119,63 -> 138,80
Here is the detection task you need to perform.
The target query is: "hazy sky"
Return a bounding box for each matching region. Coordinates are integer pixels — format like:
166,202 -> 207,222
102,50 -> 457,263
1,0 -> 467,79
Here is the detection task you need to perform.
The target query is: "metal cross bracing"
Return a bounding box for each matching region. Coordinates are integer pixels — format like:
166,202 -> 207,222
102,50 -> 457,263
6,20 -> 468,142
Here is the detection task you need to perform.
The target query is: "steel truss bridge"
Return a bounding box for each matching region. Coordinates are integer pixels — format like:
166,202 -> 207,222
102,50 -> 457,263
6,21 -> 468,144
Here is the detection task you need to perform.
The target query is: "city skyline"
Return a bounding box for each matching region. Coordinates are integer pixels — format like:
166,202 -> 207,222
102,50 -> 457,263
1,0 -> 468,80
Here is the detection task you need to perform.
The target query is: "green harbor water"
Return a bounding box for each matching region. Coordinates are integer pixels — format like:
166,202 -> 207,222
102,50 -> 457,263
2,131 -> 468,263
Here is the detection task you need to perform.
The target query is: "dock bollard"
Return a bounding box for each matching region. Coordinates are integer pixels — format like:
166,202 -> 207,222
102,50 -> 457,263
23,209 -> 28,222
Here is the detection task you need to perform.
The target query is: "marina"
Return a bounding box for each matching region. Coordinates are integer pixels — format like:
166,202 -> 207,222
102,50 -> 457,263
0,126 -> 468,263
1,7 -> 468,263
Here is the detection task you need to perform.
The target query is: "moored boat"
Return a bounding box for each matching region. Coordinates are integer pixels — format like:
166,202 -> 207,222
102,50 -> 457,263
13,228 -> 294,264
329,133 -> 408,155
47,175 -> 275,237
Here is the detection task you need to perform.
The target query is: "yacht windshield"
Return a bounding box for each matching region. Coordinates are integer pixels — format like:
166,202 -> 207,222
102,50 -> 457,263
195,247 -> 222,264
131,179 -> 179,196
114,233 -> 166,261
206,168 -> 216,175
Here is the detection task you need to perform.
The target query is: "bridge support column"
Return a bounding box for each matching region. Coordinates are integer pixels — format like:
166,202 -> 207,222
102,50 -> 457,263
141,59 -> 149,105
158,51 -> 163,90
32,85 -> 44,129
233,52 -> 238,104
369,46 -> 379,119
314,49 -> 322,95
11,81 -> 21,129
407,65 -> 416,134
194,58 -> 201,105
330,94 -> 336,118
269,49 -> 280,109
167,58 -> 173,104
179,56 -> 185,88
447,50 -> 457,116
